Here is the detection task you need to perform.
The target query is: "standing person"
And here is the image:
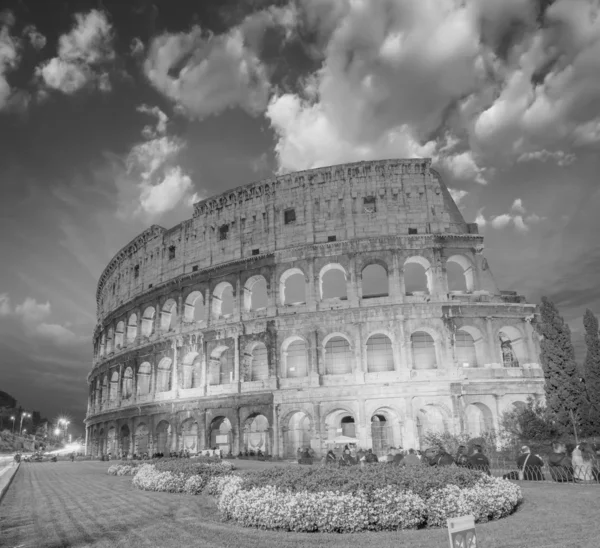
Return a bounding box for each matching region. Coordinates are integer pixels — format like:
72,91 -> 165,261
70,452 -> 75,463
13,452 -> 21,466
516,446 -> 544,481
549,441 -> 574,482
572,442 -> 598,482
466,445 -> 491,475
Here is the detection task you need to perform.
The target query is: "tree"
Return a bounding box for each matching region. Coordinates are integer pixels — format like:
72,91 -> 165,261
583,309 -> 600,434
535,297 -> 587,436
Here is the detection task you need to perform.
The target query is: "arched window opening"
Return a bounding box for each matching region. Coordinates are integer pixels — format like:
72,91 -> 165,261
499,328 -> 525,367
120,425 -> 131,455
141,307 -> 155,338
160,299 -> 177,331
101,377 -> 108,404
157,358 -> 172,392
100,333 -> 106,356
455,331 -> 477,367
244,276 -> 268,311
250,343 -> 269,381
361,264 -> 388,298
137,362 -> 151,395
446,262 -> 468,292
109,371 -> 119,401
155,421 -> 171,455
417,406 -> 447,446
286,340 -> 308,377
107,427 -> 117,455
404,263 -> 429,295
324,336 -> 352,375
115,322 -> 125,349
181,420 -> 198,453
411,331 -> 437,369
184,291 -> 205,322
127,314 -> 137,343
366,334 -> 394,372
122,367 -> 133,399
209,417 -> 232,453
341,416 -> 356,438
182,352 -> 199,389
243,414 -> 269,454
212,282 -> 234,319
134,424 -> 149,455
321,266 -> 347,300
105,328 -> 114,354
283,412 -> 311,457
465,403 -> 495,437
281,271 -> 306,305
371,415 -> 391,455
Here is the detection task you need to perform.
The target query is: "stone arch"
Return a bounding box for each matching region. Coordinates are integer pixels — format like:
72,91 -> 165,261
141,306 -> 155,338
243,341 -> 269,382
120,424 -> 131,456
155,420 -> 171,454
416,404 -> 450,446
212,282 -> 234,319
366,332 -> 394,372
282,410 -> 312,458
282,335 -> 308,378
465,402 -> 495,436
137,362 -> 151,395
180,418 -> 198,452
324,335 -> 352,375
109,370 -> 119,401
404,256 -> 433,295
105,327 -> 114,354
361,262 -> 389,298
160,298 -> 177,331
454,326 -> 485,367
208,345 -> 234,385
122,366 -> 133,399
243,275 -> 268,311
182,351 -> 200,389
126,313 -> 137,343
242,413 -> 270,454
184,290 -> 205,322
319,263 -> 348,300
370,407 -> 403,454
101,375 -> 109,404
156,357 -> 173,392
411,329 -> 438,369
115,321 -> 125,349
99,332 -> 106,356
107,425 -> 117,455
134,423 -> 149,455
497,325 -> 527,367
280,267 -> 306,305
208,416 -> 233,453
446,254 -> 475,293
324,407 -> 357,442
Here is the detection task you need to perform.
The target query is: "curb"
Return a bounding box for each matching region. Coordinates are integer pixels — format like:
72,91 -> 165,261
0,463 -> 20,506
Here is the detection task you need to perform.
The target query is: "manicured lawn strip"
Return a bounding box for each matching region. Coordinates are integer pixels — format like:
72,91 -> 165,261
0,462 -> 598,548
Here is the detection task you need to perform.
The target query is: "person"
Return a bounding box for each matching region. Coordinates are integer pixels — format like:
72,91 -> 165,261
404,448 -> 421,466
339,448 -> 355,466
455,445 -> 469,467
515,446 -> 544,480
429,446 -> 454,467
548,441 -> 574,482
70,452 -> 75,463
466,445 -> 491,475
392,447 -> 405,466
572,442 -> 599,482
364,448 -> 379,463
356,447 -> 366,461
13,452 -> 21,465
325,450 -> 337,464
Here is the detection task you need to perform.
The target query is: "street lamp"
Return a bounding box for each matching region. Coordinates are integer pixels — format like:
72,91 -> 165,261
10,416 -> 15,434
57,419 -> 70,442
19,412 -> 31,435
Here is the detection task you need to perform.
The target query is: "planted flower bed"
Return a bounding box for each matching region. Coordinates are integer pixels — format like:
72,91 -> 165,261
212,464 -> 522,533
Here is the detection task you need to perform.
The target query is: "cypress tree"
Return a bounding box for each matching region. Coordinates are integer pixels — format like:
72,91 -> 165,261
535,297 -> 587,436
583,309 -> 600,434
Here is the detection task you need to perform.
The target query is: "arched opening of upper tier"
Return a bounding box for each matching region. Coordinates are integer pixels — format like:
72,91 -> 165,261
155,420 -> 171,454
411,330 -> 437,369
184,291 -> 205,322
126,314 -> 137,343
283,411 -> 312,458
208,346 -> 234,385
243,342 -> 269,381
282,336 -> 308,377
209,417 -> 232,453
137,362 -> 151,395
115,321 -> 125,349
366,333 -> 394,372
122,367 -> 133,399
243,414 -> 270,454
156,358 -> 172,392
105,327 -> 114,354
134,423 -> 149,455
180,419 -> 198,452
160,299 -> 177,331
416,405 -> 449,447
141,307 -> 155,338
361,263 -> 389,298
120,424 -> 130,456
99,332 -> 106,356
212,282 -> 234,319
182,352 -> 200,389
498,326 -> 527,367
324,335 -> 352,375
465,403 -> 495,436
404,256 -> 432,295
446,255 -> 475,293
244,275 -> 268,311
109,370 -> 119,402
280,268 -> 306,305
101,376 -> 108,405
320,264 -> 348,300
453,326 -> 485,367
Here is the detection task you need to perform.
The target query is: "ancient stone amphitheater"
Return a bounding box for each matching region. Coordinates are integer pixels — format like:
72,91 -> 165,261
85,158 -> 545,458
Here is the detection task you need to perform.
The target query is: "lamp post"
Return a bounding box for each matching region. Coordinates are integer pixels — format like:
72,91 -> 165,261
19,412 -> 31,435
57,419 -> 70,442
10,416 -> 15,434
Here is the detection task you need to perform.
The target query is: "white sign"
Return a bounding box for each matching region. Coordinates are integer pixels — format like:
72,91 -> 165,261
447,515 -> 477,548
216,435 -> 229,444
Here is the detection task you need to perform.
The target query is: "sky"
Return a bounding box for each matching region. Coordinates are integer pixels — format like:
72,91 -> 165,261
1,0 -> 600,435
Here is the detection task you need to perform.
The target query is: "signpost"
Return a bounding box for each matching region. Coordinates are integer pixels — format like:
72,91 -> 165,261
447,515 -> 477,548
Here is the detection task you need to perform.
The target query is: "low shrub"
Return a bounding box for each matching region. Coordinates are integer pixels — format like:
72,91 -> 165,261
107,464 -> 137,476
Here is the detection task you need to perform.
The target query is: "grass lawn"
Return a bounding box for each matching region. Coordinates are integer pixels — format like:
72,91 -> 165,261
0,461 -> 599,548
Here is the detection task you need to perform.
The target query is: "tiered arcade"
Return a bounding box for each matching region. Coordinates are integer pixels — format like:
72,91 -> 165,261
85,158 -> 544,458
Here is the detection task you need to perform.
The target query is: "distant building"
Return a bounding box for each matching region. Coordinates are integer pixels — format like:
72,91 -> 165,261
86,158 -> 545,458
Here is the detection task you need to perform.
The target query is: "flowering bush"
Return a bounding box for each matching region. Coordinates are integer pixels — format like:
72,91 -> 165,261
213,466 -> 522,532
132,464 -> 187,493
107,464 -> 137,476
184,475 -> 207,495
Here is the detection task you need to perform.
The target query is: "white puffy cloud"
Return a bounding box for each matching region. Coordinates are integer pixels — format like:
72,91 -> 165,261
139,166 -> 194,216
449,188 -> 468,206
437,151 -> 487,185
479,198 -> 544,232
36,9 -> 114,95
137,104 -> 168,138
0,12 -> 21,110
0,293 -> 11,316
15,297 -> 51,325
517,149 -> 576,166
22,24 -> 46,50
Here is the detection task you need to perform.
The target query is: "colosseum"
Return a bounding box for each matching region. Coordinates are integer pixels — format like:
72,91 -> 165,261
85,158 -> 545,459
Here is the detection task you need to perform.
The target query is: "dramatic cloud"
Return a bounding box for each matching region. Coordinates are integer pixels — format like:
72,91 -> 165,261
517,149 -> 576,166
36,10 -> 115,94
0,11 -> 21,110
479,198 -> 544,233
23,24 -> 46,50
449,188 -> 469,206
